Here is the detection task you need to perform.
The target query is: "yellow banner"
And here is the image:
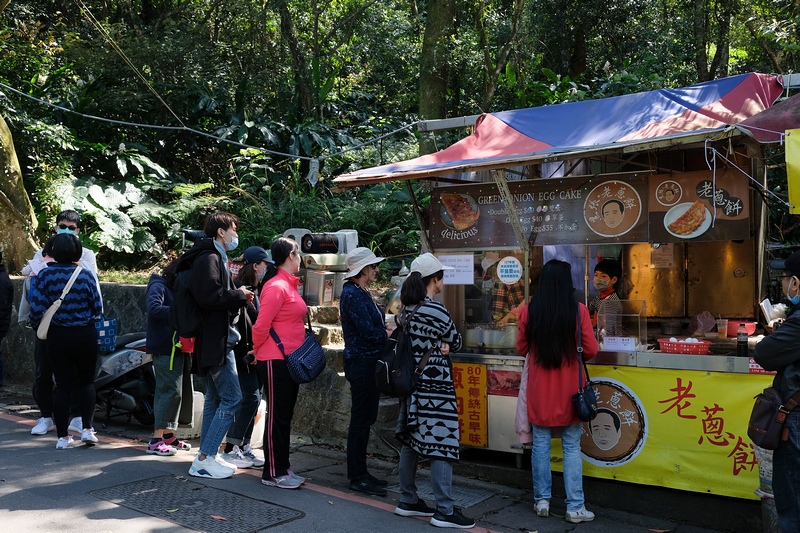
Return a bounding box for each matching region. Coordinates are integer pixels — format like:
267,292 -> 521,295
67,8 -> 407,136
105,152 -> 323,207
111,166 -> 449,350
454,363 -> 488,447
786,128 -> 800,214
545,366 -> 773,500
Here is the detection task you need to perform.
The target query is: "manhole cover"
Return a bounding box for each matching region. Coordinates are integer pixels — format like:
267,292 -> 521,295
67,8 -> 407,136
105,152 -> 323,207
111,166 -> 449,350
90,475 -> 303,532
386,480 -> 492,508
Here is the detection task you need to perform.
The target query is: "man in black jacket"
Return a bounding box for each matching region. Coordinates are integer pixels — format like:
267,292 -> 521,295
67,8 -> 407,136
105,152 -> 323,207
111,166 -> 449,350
753,250 -> 800,532
0,252 -> 13,388
179,212 -> 253,479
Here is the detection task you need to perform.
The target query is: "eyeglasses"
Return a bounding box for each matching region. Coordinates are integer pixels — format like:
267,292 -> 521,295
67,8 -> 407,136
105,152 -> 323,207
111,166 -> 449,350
776,274 -> 795,281
58,223 -> 78,231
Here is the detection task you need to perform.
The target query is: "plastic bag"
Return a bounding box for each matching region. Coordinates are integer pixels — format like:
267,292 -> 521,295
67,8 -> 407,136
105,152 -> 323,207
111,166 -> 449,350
688,311 -> 716,335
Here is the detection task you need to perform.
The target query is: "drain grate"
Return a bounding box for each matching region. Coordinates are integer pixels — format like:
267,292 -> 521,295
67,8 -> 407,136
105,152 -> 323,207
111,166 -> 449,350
386,480 -> 492,508
90,475 -> 303,532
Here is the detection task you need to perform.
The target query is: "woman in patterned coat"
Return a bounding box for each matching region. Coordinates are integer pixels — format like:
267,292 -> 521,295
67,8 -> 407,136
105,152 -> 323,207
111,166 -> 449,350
393,253 -> 475,529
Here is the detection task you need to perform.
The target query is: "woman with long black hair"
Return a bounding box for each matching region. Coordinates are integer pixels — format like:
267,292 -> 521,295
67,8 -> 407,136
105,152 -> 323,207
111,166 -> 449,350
516,259 -> 598,523
251,237 -> 306,490
394,253 -> 474,529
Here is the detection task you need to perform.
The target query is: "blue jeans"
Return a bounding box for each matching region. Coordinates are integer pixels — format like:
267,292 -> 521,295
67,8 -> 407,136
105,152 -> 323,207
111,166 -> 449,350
344,356 -> 381,480
532,423 -> 585,512
225,363 -> 261,446
773,410 -> 800,532
398,445 -> 455,515
200,348 -> 242,457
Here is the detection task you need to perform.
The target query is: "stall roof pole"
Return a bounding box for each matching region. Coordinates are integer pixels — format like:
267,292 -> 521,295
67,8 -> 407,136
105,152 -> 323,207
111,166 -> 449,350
492,170 -> 529,252
407,181 -> 433,253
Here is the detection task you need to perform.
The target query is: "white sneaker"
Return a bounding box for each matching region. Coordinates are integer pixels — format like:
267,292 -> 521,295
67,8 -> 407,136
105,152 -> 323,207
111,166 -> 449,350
32,417 -> 55,435
81,428 -> 99,444
242,444 -> 265,467
56,436 -> 74,449
189,455 -> 234,479
535,500 -> 549,517
220,446 -> 255,468
68,417 -> 83,433
566,506 -> 595,523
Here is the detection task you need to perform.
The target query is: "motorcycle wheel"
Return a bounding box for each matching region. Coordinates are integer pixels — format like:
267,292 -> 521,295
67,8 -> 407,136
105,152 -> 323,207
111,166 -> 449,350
134,409 -> 155,427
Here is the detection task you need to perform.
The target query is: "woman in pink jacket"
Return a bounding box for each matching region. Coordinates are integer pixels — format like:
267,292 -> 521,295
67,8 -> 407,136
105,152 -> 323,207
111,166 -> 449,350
251,237 -> 307,490
516,259 -> 598,523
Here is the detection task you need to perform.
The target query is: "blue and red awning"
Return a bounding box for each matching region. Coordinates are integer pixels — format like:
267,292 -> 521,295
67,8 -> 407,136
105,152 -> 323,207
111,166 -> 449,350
334,72 -> 784,186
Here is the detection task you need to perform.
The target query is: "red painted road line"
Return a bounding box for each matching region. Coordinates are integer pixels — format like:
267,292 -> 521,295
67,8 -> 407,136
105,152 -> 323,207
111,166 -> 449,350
3,411 -> 501,533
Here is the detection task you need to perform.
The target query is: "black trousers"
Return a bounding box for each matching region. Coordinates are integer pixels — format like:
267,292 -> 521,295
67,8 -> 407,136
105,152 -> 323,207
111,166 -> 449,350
261,359 -> 299,479
344,356 -> 381,480
47,325 -> 97,437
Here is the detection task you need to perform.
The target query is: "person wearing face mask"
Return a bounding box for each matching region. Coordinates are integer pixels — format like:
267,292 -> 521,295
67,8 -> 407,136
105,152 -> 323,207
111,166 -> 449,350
177,212 -> 254,479
220,246 -> 273,469
587,260 -> 623,333
753,251 -> 800,532
22,210 -> 102,437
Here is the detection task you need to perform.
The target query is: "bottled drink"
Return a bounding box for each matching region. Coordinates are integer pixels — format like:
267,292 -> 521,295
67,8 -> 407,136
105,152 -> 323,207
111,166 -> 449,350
737,323 -> 748,357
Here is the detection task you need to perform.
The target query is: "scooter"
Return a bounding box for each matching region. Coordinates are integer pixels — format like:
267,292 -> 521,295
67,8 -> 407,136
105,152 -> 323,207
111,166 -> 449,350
95,332 -> 155,427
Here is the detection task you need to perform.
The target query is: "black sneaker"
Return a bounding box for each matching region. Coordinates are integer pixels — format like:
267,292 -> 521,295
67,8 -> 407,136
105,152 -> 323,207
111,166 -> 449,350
349,478 -> 387,496
368,473 -> 389,487
430,507 -> 475,529
394,499 -> 435,517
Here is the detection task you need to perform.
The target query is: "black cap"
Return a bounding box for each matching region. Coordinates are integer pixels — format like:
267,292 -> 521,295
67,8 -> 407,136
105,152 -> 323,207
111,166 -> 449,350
242,246 -> 270,265
769,250 -> 800,278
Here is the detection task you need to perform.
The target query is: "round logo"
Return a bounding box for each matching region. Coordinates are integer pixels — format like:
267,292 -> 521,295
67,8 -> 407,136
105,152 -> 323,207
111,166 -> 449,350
583,181 -> 642,238
656,180 -> 682,207
580,377 -> 648,466
496,256 -> 522,285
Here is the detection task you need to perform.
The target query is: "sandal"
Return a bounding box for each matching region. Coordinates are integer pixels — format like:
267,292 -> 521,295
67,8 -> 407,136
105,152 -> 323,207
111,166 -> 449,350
163,435 -> 192,451
146,440 -> 177,456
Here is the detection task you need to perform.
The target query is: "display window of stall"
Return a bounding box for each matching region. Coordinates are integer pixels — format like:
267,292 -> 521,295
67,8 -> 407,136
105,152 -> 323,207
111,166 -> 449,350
441,250 -> 527,355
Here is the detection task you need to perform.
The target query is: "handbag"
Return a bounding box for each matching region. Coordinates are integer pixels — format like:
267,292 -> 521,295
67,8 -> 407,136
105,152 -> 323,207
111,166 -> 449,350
747,386 -> 800,450
36,265 -> 84,340
571,309 -> 598,422
270,315 -> 326,384
96,315 -> 117,353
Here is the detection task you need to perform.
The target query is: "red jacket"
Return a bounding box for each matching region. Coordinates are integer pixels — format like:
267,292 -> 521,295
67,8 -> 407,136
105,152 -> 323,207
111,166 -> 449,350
252,269 -> 308,361
516,303 -> 598,427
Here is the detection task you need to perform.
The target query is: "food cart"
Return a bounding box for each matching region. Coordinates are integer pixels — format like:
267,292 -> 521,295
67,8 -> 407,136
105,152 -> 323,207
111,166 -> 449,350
334,73 -> 800,501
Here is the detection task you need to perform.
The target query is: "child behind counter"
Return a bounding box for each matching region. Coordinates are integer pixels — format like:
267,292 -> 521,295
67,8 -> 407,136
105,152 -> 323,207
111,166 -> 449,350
588,260 -> 623,329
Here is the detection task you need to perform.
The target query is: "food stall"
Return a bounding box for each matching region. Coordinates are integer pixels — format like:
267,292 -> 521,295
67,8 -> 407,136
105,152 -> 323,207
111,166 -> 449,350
333,73 -> 799,500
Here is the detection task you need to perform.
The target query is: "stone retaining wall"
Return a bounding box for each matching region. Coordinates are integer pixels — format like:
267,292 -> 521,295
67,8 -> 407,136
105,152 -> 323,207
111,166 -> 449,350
1,279 -> 398,457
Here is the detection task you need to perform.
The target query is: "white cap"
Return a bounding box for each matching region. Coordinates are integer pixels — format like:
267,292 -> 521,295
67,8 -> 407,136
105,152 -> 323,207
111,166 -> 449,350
345,247 -> 384,278
410,253 -> 453,278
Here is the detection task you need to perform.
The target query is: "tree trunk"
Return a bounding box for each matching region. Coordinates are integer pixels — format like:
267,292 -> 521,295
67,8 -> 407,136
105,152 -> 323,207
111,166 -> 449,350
0,114 -> 40,272
278,0 -> 315,118
419,0 -> 455,155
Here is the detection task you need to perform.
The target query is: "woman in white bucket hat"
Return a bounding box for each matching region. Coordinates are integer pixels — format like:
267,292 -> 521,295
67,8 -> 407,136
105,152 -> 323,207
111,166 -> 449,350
393,253 -> 475,529
340,247 -> 392,496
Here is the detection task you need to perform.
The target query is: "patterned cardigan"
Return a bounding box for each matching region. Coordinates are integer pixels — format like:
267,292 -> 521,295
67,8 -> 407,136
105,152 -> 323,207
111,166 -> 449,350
396,297 -> 463,461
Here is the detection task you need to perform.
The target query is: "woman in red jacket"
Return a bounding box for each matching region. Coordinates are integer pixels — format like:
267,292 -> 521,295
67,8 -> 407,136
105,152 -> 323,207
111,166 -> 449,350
516,259 -> 598,523
251,237 -> 306,490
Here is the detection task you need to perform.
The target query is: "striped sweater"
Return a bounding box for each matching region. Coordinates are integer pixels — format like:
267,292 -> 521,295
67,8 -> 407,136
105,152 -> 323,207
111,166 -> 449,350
28,263 -> 102,329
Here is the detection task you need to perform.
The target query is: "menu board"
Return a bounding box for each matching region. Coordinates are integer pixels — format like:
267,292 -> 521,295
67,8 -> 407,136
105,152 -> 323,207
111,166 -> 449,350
431,175 -> 650,249
430,170 -> 750,249
648,169 -> 749,242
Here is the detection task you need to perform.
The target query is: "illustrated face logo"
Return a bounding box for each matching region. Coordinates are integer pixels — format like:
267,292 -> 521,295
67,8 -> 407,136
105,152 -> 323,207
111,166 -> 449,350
581,377 -> 648,466
583,181 -> 642,238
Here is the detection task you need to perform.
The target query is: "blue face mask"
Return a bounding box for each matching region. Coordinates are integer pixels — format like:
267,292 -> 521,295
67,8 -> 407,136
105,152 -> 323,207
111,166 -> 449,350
57,228 -> 76,235
788,291 -> 800,306
222,230 -> 238,252
257,267 -> 266,281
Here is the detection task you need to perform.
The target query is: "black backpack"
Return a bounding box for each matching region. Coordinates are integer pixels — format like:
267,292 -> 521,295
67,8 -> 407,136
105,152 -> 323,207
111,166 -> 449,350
168,253 -> 209,338
375,304 -> 433,398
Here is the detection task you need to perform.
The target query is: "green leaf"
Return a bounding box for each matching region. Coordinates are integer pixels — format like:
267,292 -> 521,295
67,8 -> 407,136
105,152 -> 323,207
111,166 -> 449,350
116,158 -> 128,177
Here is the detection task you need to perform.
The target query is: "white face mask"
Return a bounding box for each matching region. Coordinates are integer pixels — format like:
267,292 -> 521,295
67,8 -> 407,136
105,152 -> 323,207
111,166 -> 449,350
221,229 -> 238,252
593,277 -> 610,291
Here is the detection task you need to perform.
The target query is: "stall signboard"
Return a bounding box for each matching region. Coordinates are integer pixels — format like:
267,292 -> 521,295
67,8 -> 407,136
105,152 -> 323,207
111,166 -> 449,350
431,170 -> 749,249
542,365 -> 772,500
648,169 -> 749,242
432,176 -> 649,248
454,363 -> 488,447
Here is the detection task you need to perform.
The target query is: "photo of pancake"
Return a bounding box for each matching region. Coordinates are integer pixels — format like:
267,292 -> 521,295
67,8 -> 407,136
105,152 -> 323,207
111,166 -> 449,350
440,192 -> 480,230
664,200 -> 712,238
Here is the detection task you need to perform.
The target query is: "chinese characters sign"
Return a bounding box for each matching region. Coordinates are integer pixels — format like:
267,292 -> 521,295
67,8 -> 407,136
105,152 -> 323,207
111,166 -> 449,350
454,363 -> 488,447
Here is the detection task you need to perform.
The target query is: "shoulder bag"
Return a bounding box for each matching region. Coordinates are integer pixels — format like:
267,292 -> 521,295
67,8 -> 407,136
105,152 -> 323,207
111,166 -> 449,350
36,265 -> 84,340
270,314 -> 326,384
748,386 -> 800,450
571,309 -> 598,422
